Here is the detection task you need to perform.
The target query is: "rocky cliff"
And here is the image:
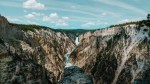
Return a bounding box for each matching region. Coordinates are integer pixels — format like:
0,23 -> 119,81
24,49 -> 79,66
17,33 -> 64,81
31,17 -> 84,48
0,16 -> 75,84
70,21 -> 150,84
1,15 -> 150,84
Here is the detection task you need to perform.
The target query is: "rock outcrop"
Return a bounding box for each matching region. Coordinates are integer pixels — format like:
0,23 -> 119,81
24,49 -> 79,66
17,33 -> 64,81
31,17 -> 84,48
0,15 -> 8,38
70,21 -> 150,84
59,66 -> 93,84
0,15 -> 75,84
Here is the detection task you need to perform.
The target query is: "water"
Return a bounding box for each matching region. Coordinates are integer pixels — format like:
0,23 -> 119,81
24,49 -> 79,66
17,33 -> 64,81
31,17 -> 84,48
65,37 -> 79,67
75,37 -> 79,45
65,49 -> 74,67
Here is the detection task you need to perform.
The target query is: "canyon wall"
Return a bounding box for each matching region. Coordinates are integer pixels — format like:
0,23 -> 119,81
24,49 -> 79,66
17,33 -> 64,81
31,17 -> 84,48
0,16 -> 75,84
1,15 -> 150,84
70,21 -> 150,84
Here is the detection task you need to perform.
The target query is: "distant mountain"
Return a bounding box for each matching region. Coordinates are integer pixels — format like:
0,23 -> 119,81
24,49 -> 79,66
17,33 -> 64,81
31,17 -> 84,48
9,23 -> 92,37
53,29 -> 93,36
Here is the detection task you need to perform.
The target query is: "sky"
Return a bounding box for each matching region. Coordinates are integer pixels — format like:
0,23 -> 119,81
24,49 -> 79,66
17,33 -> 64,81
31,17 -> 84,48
0,0 -> 150,29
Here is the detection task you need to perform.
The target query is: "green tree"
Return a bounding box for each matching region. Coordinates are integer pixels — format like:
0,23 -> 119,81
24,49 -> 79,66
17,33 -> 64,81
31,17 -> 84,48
147,14 -> 150,20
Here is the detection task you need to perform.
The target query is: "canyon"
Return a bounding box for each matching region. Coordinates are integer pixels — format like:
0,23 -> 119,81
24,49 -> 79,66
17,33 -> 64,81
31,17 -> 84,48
0,15 -> 75,84
0,15 -> 150,84
70,21 -> 150,84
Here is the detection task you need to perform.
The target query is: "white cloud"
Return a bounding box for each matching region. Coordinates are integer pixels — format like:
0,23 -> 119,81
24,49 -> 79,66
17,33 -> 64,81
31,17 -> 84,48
56,20 -> 68,26
62,17 -> 69,20
43,13 -> 69,26
25,14 -> 34,18
25,12 -> 43,19
23,0 -> 45,10
82,22 -> 95,27
32,12 -> 44,16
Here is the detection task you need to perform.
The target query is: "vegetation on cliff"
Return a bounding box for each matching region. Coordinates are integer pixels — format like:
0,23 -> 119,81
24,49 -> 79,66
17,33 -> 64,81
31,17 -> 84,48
109,20 -> 150,28
9,23 -> 92,36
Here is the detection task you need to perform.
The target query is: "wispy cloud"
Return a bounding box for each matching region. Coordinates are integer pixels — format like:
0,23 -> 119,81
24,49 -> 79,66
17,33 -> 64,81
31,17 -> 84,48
95,0 -> 146,15
0,0 -> 21,7
47,7 -> 100,18
101,12 -> 107,16
46,0 -> 120,18
82,22 -> 96,27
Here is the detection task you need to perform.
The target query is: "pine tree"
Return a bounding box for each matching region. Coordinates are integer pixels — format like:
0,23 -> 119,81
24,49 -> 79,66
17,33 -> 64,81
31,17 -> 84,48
147,14 -> 150,20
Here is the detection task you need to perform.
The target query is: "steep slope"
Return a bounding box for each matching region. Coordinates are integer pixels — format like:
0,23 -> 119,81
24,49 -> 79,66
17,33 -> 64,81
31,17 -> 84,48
0,16 -> 75,84
70,21 -> 150,84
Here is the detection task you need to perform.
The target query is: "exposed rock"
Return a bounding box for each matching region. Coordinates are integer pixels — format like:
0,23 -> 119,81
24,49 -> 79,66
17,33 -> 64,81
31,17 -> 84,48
70,21 -> 150,84
1,15 -> 150,84
59,66 -> 93,84
0,15 -> 8,27
0,16 -> 75,84
0,15 -> 8,38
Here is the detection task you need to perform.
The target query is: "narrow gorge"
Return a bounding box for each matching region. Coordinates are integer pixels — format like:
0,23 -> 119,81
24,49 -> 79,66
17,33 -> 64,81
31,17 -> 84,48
0,15 -> 150,84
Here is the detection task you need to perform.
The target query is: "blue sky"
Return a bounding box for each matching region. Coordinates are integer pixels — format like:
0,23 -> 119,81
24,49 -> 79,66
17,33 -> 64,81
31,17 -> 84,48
0,0 -> 149,29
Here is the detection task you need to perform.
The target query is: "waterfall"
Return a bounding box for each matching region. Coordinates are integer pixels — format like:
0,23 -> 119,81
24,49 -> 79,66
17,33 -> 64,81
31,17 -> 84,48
75,37 -> 79,45
65,49 -> 74,67
65,37 -> 79,67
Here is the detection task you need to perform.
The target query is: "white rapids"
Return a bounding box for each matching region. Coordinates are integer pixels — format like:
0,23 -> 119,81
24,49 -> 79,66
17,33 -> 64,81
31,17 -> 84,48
65,37 -> 80,67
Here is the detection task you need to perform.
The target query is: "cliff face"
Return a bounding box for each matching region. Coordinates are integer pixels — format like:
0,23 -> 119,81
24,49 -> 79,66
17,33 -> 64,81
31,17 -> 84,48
1,15 -> 150,84
0,16 -> 75,84
70,21 -> 150,84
